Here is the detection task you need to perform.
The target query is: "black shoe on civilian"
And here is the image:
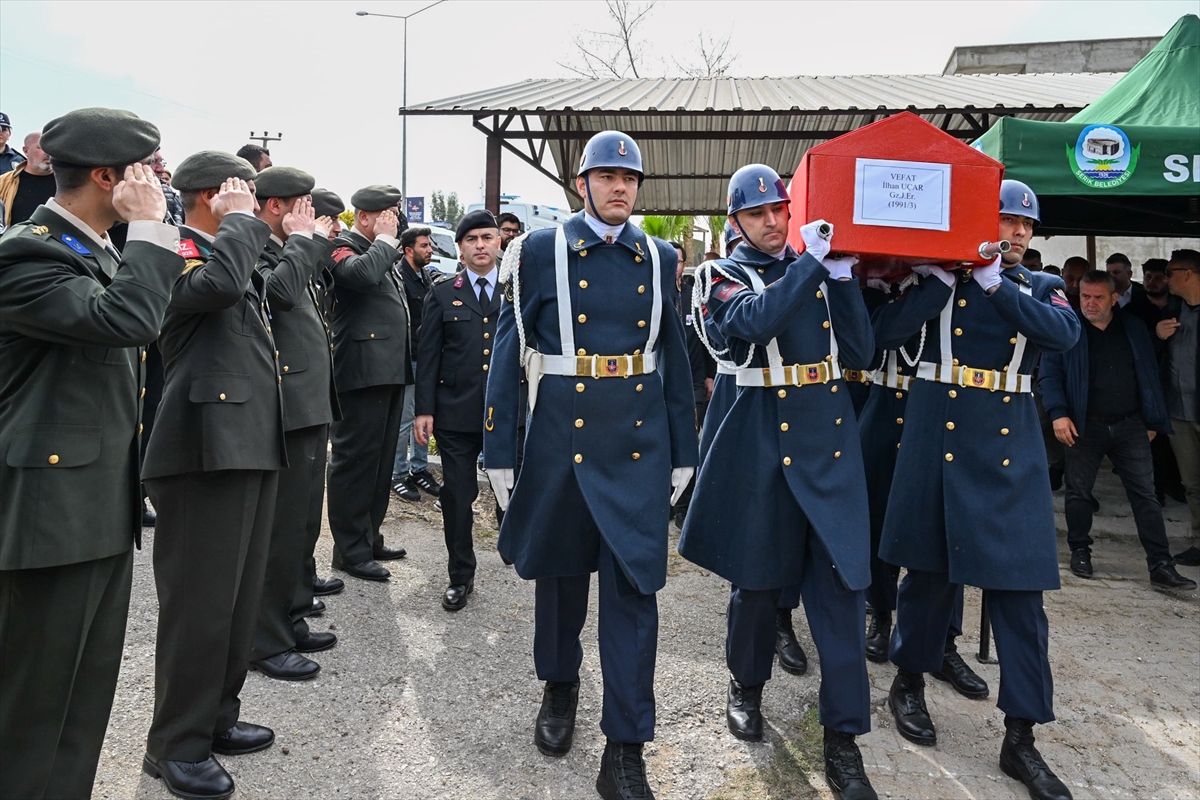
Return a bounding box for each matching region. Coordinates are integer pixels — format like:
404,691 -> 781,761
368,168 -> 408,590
824,728 -> 878,800
1069,549 -> 1093,579
410,469 -> 442,497
442,580 -> 474,611
313,575 -> 344,596
865,608 -> 891,664
143,754 -> 234,799
373,542 -> 407,561
1173,546 -> 1200,567
393,478 -> 420,502
250,651 -> 319,681
931,649 -> 989,699
212,721 -> 276,754
333,558 -> 390,581
305,599 -> 325,617
295,631 -> 337,653
999,717 -> 1073,800
1149,562 -> 1197,591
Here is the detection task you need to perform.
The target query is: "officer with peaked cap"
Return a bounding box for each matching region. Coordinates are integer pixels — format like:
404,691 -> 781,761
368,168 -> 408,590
0,107 -> 180,799
679,164 -> 879,800
484,131 -> 697,800
140,150 -> 286,799
245,167 -> 343,681
326,184 -> 412,581
875,179 -> 1078,800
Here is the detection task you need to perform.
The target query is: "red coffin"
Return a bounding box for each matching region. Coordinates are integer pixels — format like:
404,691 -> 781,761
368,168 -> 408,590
787,112 -> 1005,281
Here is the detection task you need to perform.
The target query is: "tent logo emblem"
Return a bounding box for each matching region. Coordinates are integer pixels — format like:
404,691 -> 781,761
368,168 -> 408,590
1069,124 -> 1139,189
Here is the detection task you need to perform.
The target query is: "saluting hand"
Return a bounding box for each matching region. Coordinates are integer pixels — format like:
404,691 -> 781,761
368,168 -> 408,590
1052,416 -> 1078,447
1157,318 -> 1181,341
112,162 -> 168,223
374,208 -> 400,240
209,178 -> 256,219
314,215 -> 335,239
283,196 -> 317,237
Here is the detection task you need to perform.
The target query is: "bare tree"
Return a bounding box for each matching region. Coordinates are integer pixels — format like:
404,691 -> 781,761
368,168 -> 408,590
559,0 -> 657,80
675,32 -> 737,78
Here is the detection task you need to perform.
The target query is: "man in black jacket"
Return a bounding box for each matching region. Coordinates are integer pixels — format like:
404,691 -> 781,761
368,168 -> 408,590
142,151 -> 286,799
415,211 -> 501,610
1039,271 -> 1194,590
247,167 -> 342,680
326,185 -> 412,581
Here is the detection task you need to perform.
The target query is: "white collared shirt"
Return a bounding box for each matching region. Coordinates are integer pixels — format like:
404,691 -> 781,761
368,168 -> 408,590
45,198 -> 178,255
583,211 -> 625,243
469,266 -> 499,302
1117,284 -> 1133,307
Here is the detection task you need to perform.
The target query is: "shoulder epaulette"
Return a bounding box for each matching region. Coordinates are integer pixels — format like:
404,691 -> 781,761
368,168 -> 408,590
182,258 -> 205,274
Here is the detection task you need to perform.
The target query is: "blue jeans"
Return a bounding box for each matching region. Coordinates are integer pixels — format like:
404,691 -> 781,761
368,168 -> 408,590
392,362 -> 428,479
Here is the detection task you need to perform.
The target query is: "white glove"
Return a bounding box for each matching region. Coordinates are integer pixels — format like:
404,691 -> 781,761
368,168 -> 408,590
670,467 -> 695,506
823,255 -> 858,281
799,220 -> 832,262
488,468 -> 516,511
972,257 -> 1003,292
913,264 -> 955,287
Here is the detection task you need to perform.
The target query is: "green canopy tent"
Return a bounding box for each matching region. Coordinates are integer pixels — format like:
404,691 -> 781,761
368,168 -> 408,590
975,14 -> 1200,238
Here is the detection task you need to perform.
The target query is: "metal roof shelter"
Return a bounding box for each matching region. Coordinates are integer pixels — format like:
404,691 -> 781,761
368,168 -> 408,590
402,73 -> 1124,216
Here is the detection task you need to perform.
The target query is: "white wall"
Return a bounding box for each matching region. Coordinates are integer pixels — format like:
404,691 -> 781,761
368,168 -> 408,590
1031,235 -> 1200,279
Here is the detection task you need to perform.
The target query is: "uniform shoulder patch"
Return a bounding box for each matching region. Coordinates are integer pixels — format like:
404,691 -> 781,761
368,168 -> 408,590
504,280 -> 515,302
182,258 -> 206,274
60,234 -> 90,255
331,246 -> 356,264
1050,288 -> 1070,308
713,280 -> 745,302
177,238 -> 201,258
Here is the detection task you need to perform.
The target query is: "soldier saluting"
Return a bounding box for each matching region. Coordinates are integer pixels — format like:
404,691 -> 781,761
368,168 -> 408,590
876,180 -> 1079,800
0,107 -> 181,799
484,131 -> 697,800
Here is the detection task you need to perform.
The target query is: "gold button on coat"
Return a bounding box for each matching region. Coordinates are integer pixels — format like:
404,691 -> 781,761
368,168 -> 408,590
636,384 -> 643,392
1003,396 -> 1011,403
816,290 -> 823,299
48,454 -> 59,465
949,390 -> 957,398
946,422 -> 955,430
822,320 -> 831,329
635,256 -> 643,263
484,332 -> 490,339
780,422 -> 789,431
576,383 -> 585,392
219,393 -> 227,401
632,452 -> 640,460
945,453 -> 954,462
1010,337 -> 1018,344
283,366 -> 289,372
1002,459 -> 1011,466
637,285 -> 645,294
895,391 -> 904,399
140,388 -> 146,398
138,424 -> 143,435
369,333 -> 375,339
484,349 -> 490,356
574,454 -> 583,463
778,389 -> 787,398
579,280 -> 588,289
896,417 -> 903,424
578,314 -> 587,323
954,328 -> 963,336
783,457 -> 792,466
638,320 -> 646,328
958,299 -> 967,307
1001,428 -> 1010,435
483,317 -> 489,323
830,385 -> 838,393
483,364 -> 489,371
834,451 -> 841,458
580,250 -> 587,257
836,418 -> 843,425
575,419 -> 584,428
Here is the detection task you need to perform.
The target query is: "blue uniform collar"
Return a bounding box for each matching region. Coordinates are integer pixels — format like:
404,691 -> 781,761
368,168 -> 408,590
729,241 -> 797,268
1002,263 -> 1035,287
564,211 -> 652,258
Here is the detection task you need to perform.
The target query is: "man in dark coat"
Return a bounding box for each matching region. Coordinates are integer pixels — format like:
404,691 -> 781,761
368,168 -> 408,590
874,181 -> 1078,800
141,151 -> 287,799
679,164 -> 878,800
326,185 -> 412,581
415,210 -> 502,611
1039,270 -> 1194,589
0,108 -> 179,800
484,132 -> 697,800
248,167 -> 345,681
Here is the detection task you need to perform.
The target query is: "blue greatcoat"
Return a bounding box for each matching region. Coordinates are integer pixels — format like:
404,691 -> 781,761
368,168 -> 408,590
483,213 -> 699,595
875,267 -> 1080,591
679,251 -> 876,591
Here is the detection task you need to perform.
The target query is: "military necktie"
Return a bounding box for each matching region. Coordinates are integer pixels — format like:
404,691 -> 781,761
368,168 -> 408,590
476,276 -> 490,308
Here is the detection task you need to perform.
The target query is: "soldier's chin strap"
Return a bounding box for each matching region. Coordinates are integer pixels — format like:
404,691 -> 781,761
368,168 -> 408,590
582,173 -> 639,227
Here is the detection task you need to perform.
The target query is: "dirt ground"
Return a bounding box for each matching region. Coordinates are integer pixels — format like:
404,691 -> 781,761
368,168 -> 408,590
91,465 -> 1199,799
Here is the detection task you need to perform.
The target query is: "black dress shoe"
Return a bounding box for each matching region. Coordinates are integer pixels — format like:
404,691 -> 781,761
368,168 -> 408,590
142,507 -> 157,528
535,680 -> 579,757
1174,546 -> 1200,567
250,651 -> 320,682
932,649 -> 989,699
312,575 -> 344,596
888,670 -> 936,746
442,580 -> 474,611
1150,561 -> 1198,591
596,740 -> 655,800
295,631 -> 337,653
305,599 -> 326,618
373,543 -> 407,561
824,729 -> 878,800
410,468 -> 442,497
212,721 -> 275,755
334,559 -> 391,581
143,754 -> 234,799
775,609 -> 807,675
726,679 -> 764,742
864,608 -> 891,664
999,717 -> 1073,800
1069,549 -> 1093,579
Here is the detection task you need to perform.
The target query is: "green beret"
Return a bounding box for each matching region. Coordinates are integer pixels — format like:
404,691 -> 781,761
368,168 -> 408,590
254,166 -> 315,199
41,107 -> 160,167
311,188 -> 345,218
351,184 -> 402,212
171,151 -> 257,192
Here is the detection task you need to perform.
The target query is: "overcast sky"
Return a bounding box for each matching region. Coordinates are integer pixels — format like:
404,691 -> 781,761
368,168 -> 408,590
0,0 -> 1194,216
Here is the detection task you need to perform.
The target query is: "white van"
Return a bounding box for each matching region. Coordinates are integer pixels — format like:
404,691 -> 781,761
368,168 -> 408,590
465,197 -> 569,234
422,222 -> 460,275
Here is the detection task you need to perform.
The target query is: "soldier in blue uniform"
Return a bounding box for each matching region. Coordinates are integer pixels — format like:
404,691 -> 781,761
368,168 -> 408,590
680,164 -> 878,800
876,181 -> 1078,800
483,131 -> 697,800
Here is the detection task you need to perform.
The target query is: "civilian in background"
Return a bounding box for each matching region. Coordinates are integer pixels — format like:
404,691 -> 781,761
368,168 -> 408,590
1140,259 -> 1171,320
236,143 -> 272,172
1107,252 -> 1148,311
150,149 -> 185,225
1062,256 -> 1089,311
1039,271 -> 1194,590
497,211 -> 522,251
0,131 -> 55,231
1044,265 -> 1061,276
0,112 -> 24,173
1022,248 -> 1043,272
1156,249 -> 1200,567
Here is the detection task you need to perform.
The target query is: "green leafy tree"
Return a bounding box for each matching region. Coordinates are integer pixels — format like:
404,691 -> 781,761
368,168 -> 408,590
640,214 -> 694,263
338,209 -> 356,230
430,191 -> 446,223
429,190 -> 465,226
444,192 -> 465,226
707,215 -> 728,254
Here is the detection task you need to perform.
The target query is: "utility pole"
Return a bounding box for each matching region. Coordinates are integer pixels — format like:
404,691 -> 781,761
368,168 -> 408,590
249,131 -> 283,149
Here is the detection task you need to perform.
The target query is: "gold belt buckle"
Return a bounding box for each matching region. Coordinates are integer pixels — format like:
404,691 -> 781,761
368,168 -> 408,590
579,354 -> 640,379
790,362 -> 829,386
959,366 -> 997,391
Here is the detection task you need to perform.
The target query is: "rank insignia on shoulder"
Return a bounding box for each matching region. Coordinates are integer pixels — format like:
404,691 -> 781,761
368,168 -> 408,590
452,299 -> 464,306
454,275 -> 464,288
182,258 -> 206,274
504,281 -> 515,302
635,241 -> 644,253
1050,289 -> 1070,309
60,234 -> 90,255
177,238 -> 200,258
29,225 -> 49,236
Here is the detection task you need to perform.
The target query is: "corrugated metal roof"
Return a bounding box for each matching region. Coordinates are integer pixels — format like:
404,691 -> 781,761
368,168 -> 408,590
404,74 -> 1125,215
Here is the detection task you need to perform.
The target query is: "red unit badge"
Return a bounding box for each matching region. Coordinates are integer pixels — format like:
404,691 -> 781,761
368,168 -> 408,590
606,358 -> 619,375
806,366 -> 819,382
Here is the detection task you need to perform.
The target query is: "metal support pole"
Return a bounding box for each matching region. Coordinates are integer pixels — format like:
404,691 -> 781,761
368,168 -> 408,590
485,134 -> 501,215
401,19 -> 408,206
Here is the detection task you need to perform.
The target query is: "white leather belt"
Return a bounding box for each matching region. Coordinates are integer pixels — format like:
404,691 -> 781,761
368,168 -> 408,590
528,351 -> 657,378
872,351 -> 912,391
736,360 -> 839,388
914,362 -> 1033,393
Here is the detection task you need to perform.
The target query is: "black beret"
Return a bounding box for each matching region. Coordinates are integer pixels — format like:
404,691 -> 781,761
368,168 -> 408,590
171,151 -> 257,192
350,184 -> 402,212
455,209 -> 498,242
253,166 -> 315,199
41,107 -> 160,167
311,188 -> 345,218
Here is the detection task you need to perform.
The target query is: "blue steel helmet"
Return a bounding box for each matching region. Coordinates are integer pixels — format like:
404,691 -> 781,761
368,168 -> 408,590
727,164 -> 789,216
723,219 -> 742,252
578,131 -> 644,185
999,179 -> 1040,224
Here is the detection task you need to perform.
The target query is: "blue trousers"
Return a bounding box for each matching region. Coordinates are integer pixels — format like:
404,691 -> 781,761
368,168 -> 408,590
891,570 -> 1054,723
726,537 -> 870,735
392,361 -> 429,479
533,540 -> 658,743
